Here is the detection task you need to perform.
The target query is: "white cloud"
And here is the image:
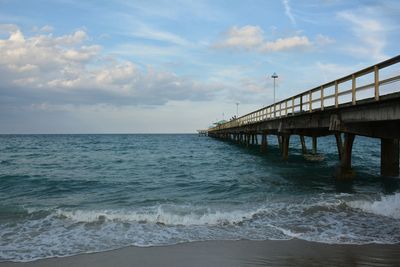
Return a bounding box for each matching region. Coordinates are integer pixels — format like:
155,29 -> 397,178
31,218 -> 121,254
282,0 -> 296,26
0,24 -> 220,107
55,30 -> 88,45
337,9 -> 388,61
116,18 -> 191,46
32,25 -> 54,33
213,25 -> 313,53
0,24 -> 19,34
260,35 -> 311,52
130,24 -> 190,46
213,25 -> 264,49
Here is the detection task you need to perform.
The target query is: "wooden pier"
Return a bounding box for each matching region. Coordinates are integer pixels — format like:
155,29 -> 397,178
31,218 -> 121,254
208,55 -> 400,179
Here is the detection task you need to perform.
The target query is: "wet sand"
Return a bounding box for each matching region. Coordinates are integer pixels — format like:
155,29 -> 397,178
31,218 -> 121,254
1,239 -> 400,267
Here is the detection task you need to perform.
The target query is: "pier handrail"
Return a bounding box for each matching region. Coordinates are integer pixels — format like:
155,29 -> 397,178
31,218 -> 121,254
209,55 -> 400,132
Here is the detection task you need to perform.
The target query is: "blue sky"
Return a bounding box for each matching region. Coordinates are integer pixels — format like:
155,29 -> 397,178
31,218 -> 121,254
0,0 -> 399,133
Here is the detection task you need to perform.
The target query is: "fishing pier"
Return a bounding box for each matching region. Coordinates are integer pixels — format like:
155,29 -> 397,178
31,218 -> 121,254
208,55 -> 400,179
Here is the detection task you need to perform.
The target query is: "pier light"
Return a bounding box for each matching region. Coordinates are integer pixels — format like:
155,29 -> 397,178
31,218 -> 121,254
271,72 -> 278,117
271,72 -> 278,106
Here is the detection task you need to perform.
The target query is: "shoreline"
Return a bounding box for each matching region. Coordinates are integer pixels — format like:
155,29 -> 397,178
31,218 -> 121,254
2,239 -> 400,267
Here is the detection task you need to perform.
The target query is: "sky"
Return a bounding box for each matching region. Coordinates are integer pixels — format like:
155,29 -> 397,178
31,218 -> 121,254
0,0 -> 399,133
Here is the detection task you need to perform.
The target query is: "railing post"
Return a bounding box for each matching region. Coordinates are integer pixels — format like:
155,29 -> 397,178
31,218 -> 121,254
374,65 -> 380,101
352,74 -> 356,105
300,94 -> 303,112
309,91 -> 312,113
320,86 -> 324,111
285,100 -> 288,116
292,97 -> 294,115
335,81 -> 338,108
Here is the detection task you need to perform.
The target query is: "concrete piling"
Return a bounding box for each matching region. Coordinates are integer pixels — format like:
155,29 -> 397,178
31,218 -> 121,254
300,135 -> 307,154
381,138 -> 399,176
337,133 -> 356,179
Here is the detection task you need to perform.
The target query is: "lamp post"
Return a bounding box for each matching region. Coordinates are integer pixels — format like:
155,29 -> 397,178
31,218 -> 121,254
271,72 -> 278,117
236,102 -> 239,118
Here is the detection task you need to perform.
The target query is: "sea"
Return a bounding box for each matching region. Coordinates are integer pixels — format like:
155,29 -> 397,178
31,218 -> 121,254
0,134 -> 399,262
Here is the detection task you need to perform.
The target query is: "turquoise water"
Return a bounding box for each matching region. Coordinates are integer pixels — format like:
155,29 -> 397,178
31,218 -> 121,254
0,134 -> 400,262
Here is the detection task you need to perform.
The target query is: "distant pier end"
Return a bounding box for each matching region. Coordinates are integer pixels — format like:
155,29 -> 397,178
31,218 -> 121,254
207,55 -> 400,179
197,129 -> 208,136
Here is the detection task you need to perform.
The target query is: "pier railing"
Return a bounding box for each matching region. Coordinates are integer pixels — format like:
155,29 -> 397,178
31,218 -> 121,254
209,55 -> 400,131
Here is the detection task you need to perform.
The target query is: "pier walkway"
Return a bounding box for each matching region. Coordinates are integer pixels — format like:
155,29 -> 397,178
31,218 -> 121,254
208,55 -> 400,178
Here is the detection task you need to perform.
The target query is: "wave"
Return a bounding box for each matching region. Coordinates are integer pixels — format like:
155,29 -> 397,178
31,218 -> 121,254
348,193 -> 400,219
56,205 -> 270,226
3,196 -> 400,263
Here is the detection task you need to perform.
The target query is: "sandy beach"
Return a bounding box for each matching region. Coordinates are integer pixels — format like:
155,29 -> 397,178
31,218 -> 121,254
1,239 -> 400,267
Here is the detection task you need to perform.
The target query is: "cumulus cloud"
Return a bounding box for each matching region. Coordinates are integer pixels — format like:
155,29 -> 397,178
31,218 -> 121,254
259,35 -> 311,52
213,25 -> 264,49
213,25 -> 315,53
32,25 -> 54,33
0,24 -> 219,107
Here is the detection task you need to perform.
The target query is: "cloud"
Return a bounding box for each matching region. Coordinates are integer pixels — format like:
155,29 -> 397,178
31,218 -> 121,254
0,24 -> 19,34
337,9 -> 388,61
213,25 -> 313,53
32,25 -> 54,33
129,24 -> 190,46
213,25 -> 264,49
282,0 -> 296,26
259,35 -> 311,52
0,24 -> 220,108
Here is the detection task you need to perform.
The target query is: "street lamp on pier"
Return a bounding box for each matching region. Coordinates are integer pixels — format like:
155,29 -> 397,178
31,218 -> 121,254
271,72 -> 278,117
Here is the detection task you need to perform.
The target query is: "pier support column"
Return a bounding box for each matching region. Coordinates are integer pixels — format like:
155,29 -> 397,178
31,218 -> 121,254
277,135 -> 283,151
381,138 -> 399,176
255,134 -> 259,145
335,133 -> 343,160
312,136 -> 317,155
251,134 -> 255,145
337,133 -> 356,180
261,133 -> 268,152
282,135 -> 291,160
300,135 -> 307,154
246,134 -> 250,147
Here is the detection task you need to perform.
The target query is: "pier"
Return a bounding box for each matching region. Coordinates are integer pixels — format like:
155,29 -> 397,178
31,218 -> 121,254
197,129 -> 208,136
208,55 -> 400,179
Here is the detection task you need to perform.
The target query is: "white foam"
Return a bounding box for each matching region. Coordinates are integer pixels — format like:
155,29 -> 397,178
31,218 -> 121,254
348,193 -> 400,219
56,205 -> 269,226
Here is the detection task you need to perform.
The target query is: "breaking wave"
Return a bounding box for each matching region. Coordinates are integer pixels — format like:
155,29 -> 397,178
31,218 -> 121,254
56,205 -> 269,226
348,193 -> 400,219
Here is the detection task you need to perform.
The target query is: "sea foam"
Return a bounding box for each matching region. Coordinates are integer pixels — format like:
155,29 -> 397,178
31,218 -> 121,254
56,205 -> 270,226
348,193 -> 400,219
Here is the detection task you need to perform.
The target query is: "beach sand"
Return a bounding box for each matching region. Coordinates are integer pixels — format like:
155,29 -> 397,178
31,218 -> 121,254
1,239 -> 400,267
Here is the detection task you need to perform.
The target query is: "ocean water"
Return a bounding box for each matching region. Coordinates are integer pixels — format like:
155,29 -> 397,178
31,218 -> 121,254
0,134 -> 399,262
